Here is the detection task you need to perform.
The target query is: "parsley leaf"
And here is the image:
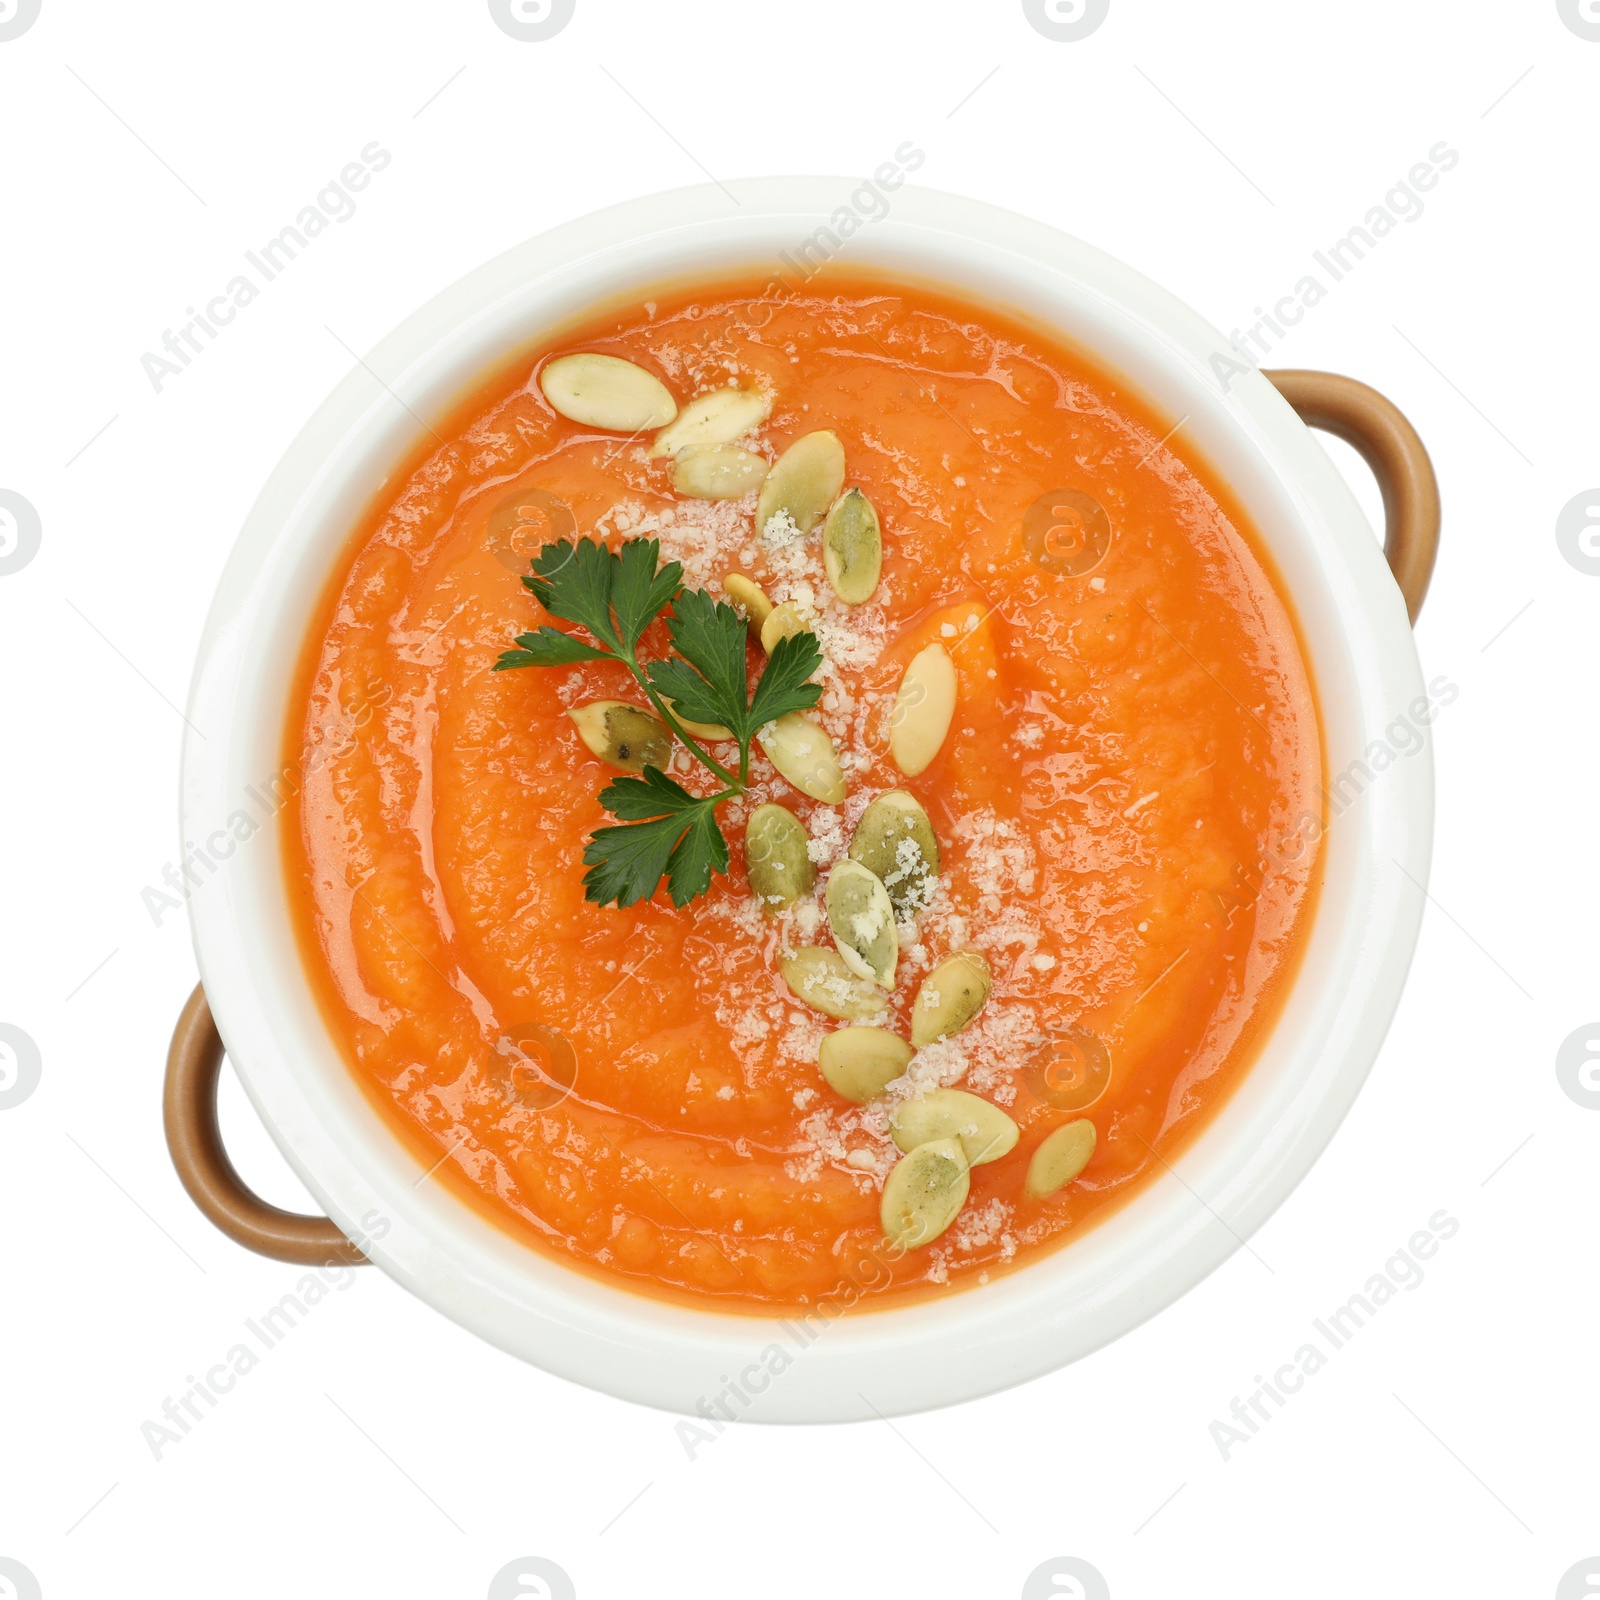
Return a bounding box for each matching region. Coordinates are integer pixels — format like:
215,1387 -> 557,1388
582,768 -> 730,908
661,802 -> 730,907
647,590 -> 751,737
610,536 -> 684,652
500,534 -> 825,910
748,629 -> 825,729
520,536 -> 625,652
515,534 -> 684,659
581,813 -> 684,909
648,592 -> 823,746
493,627 -> 611,670
597,765 -> 708,821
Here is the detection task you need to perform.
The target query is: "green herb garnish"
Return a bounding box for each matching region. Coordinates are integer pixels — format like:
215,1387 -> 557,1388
494,536 -> 823,908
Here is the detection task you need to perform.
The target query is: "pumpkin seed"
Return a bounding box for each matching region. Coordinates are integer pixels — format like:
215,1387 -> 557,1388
567,701 -> 672,773
910,950 -> 992,1047
650,385 -> 771,458
890,643 -> 957,777
824,860 -> 897,988
822,488 -> 882,605
758,713 -> 846,804
890,1089 -> 1018,1166
672,445 -> 770,501
817,1026 -> 913,1103
780,947 -> 885,1021
880,1137 -> 970,1249
759,600 -> 809,655
849,791 -> 939,916
724,572 -> 774,637
756,430 -> 846,536
745,803 -> 815,909
538,353 -> 676,432
1024,1119 -> 1097,1199
660,697 -> 733,742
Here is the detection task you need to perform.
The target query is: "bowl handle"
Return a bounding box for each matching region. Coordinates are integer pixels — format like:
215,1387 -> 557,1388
1264,369 -> 1440,624
165,983 -> 368,1266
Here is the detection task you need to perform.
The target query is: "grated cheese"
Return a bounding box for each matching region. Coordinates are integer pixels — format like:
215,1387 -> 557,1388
573,449 -> 1075,1223
950,1197 -> 1012,1252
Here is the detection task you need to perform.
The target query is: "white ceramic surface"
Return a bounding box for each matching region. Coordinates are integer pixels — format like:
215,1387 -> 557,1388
181,179 -> 1432,1422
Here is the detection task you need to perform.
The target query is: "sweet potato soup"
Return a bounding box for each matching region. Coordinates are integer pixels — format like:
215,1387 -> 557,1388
284,271 -> 1323,1312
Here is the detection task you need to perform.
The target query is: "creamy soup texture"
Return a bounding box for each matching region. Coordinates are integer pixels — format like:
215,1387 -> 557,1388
284,273 -> 1322,1310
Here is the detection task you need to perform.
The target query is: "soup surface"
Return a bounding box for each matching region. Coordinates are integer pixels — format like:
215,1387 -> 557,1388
284,271 -> 1322,1311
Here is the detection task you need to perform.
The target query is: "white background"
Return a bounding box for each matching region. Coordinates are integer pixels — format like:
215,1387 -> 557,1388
3,1 -> 1596,1596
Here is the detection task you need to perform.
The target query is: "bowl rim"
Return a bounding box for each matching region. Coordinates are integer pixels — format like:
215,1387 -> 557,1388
181,177 -> 1432,1422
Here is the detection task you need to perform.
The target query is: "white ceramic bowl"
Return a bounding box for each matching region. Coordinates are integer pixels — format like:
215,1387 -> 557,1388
181,179 -> 1432,1421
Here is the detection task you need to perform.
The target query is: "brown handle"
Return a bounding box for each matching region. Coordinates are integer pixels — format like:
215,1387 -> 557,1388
165,983 -> 367,1266
1265,369 -> 1440,624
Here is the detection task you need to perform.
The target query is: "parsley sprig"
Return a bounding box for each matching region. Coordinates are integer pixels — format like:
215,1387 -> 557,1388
494,536 -> 823,909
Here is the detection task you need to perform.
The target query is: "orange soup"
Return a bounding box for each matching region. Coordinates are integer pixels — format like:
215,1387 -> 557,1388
283,272 -> 1322,1311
